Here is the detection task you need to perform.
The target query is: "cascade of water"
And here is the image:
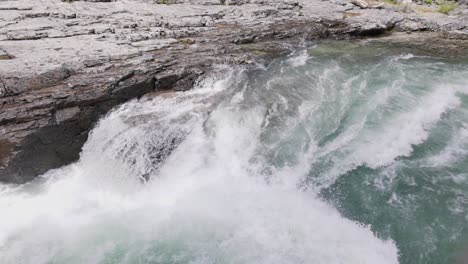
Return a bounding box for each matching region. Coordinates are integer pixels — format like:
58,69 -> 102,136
1,42 -> 466,264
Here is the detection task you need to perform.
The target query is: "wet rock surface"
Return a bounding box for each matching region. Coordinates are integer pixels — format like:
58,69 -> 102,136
0,0 -> 467,183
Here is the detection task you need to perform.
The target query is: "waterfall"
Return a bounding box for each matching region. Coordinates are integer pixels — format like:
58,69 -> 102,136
1,42 -> 467,264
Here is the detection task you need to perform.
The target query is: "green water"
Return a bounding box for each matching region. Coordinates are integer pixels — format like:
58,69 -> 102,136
242,41 -> 468,263
309,42 -> 468,264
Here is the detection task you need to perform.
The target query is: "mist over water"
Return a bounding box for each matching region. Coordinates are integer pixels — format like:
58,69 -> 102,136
0,41 -> 467,264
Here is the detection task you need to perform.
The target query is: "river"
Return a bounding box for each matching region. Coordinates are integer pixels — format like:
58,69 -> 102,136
0,40 -> 467,264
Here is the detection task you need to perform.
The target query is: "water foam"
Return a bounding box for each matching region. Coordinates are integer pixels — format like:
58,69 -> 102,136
305,68 -> 463,190
0,65 -> 399,264
287,49 -> 310,67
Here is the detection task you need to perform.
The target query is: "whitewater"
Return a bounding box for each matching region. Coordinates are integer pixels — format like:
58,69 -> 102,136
0,41 -> 467,264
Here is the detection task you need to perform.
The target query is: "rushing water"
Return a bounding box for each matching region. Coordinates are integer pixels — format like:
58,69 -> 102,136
0,41 -> 467,264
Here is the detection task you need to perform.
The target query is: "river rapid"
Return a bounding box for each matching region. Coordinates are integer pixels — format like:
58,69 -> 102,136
0,41 -> 467,264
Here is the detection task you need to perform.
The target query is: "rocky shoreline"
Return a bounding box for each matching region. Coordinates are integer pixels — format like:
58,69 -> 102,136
0,0 -> 467,183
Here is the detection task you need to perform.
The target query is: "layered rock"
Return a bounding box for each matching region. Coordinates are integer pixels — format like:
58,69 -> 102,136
0,0 -> 467,183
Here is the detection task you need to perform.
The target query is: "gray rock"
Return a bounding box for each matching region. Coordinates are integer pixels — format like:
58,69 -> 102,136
55,107 -> 81,124
0,49 -> 11,60
352,0 -> 369,8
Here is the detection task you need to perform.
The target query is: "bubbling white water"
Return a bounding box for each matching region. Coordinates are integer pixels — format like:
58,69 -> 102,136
0,65 -> 399,264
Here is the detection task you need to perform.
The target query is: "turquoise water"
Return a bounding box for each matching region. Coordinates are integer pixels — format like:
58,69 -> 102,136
0,41 -> 466,264
244,42 -> 468,264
